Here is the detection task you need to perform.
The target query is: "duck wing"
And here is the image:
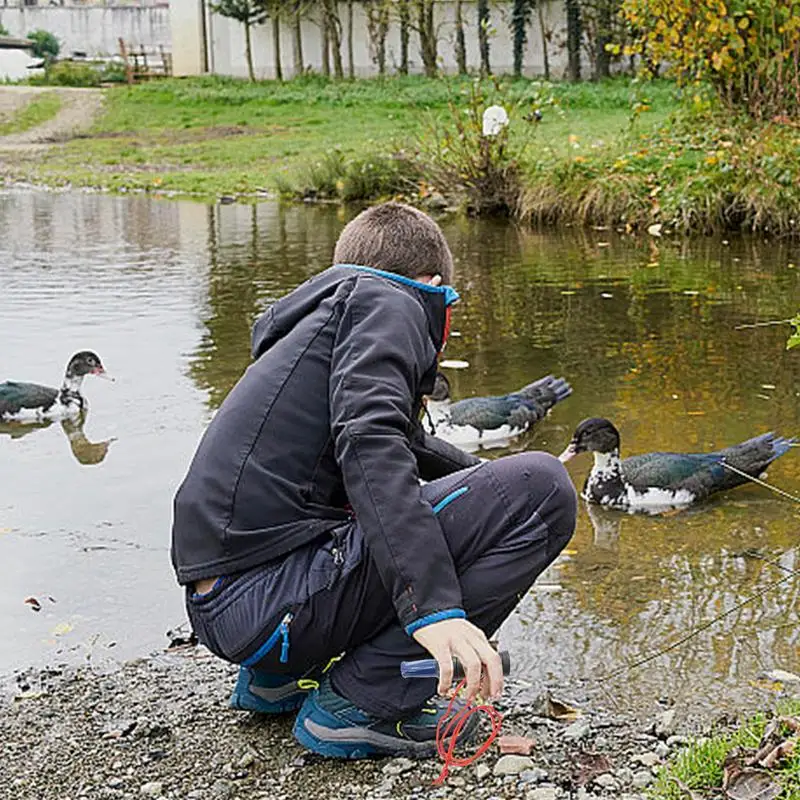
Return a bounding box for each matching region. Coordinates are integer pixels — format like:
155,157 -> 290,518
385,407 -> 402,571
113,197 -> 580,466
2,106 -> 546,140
448,396 -> 518,431
621,433 -> 795,498
515,375 -> 573,414
0,381 -> 59,417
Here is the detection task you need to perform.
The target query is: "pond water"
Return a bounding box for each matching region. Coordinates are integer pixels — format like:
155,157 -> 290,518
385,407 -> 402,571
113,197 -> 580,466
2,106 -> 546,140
2,189 -> 799,722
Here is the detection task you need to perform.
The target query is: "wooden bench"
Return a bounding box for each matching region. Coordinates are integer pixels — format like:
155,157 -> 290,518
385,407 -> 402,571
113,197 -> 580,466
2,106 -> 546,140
118,38 -> 172,84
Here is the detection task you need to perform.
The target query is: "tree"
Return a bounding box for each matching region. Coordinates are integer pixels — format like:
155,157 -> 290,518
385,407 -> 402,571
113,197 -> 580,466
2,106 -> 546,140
321,0 -> 344,79
346,0 -> 355,78
511,0 -> 534,77
27,29 -> 60,65
0,23 -> 9,37
454,0 -> 467,74
477,0 -> 491,76
537,3 -> 551,79
565,0 -> 581,81
621,0 -> 800,119
415,0 -> 438,77
365,0 -> 390,75
398,0 -> 411,74
210,0 -> 265,80
265,0 -> 283,81
288,0 -> 308,77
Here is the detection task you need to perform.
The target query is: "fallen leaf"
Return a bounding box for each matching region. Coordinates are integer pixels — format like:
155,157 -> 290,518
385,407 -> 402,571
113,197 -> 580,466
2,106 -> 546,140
51,622 -> 74,637
762,669 -> 800,684
647,223 -> 663,237
532,692 -> 582,721
24,597 -> 41,612
498,735 -> 535,755
724,768 -> 781,800
759,737 -> 797,769
439,359 -> 470,369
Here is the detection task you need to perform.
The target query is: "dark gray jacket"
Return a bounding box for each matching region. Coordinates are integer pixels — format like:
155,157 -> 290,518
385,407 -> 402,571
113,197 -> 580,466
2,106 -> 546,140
171,265 -> 480,631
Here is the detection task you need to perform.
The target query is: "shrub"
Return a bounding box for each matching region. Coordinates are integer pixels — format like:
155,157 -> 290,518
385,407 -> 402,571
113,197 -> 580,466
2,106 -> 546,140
620,0 -> 800,119
26,29 -> 60,63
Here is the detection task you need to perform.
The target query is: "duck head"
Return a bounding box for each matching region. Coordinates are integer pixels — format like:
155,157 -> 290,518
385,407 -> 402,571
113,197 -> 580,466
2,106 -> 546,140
558,417 -> 621,463
65,351 -> 112,382
429,371 -> 451,402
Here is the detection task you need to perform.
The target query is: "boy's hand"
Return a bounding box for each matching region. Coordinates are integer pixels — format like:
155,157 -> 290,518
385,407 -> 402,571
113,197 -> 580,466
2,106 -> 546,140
411,618 -> 504,701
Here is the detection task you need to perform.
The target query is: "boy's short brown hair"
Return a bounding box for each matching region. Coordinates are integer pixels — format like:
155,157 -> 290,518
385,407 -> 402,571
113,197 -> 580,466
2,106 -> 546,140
333,202 -> 454,285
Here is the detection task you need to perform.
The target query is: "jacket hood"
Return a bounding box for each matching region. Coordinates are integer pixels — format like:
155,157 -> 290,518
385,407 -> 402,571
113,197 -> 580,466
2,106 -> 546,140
252,264 -> 459,360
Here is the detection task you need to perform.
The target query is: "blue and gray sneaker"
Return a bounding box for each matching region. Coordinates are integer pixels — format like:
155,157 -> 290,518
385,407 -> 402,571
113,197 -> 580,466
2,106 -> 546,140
293,676 -> 479,759
229,667 -> 314,714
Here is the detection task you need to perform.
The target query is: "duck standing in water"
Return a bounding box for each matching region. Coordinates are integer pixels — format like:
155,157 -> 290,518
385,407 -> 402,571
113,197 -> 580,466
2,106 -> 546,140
559,417 -> 796,512
0,351 -> 111,422
425,372 -> 572,451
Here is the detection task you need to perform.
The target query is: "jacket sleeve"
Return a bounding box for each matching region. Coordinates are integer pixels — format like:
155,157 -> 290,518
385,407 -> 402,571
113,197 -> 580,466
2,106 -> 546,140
329,281 -> 465,633
410,422 -> 481,480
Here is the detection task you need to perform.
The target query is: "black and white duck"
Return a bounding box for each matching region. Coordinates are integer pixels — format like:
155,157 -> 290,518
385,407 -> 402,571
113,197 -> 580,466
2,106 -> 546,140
559,417 -> 796,512
425,372 -> 572,451
0,351 -> 111,422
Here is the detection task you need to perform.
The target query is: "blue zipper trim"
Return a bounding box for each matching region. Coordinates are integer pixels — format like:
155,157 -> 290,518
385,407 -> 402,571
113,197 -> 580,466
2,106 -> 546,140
432,486 -> 470,514
405,609 -> 466,636
241,612 -> 294,667
334,264 -> 460,307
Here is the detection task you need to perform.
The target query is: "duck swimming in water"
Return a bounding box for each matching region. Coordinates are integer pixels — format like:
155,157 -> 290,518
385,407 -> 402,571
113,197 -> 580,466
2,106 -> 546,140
426,373 -> 572,451
559,417 -> 796,512
0,351 -> 111,422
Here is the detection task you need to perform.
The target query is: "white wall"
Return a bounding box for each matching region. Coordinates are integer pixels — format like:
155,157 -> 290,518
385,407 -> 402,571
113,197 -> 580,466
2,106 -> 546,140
189,0 -> 571,80
0,6 -> 170,58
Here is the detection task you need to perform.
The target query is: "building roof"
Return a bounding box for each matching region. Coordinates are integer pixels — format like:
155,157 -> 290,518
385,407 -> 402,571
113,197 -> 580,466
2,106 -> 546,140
0,37 -> 35,51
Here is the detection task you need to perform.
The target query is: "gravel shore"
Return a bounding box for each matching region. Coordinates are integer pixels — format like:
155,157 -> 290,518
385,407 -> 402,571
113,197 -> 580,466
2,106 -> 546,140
1,640 -> 695,800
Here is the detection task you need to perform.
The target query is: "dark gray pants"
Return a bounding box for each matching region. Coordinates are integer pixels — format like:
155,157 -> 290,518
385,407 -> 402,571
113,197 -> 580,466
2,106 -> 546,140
187,452 -> 576,719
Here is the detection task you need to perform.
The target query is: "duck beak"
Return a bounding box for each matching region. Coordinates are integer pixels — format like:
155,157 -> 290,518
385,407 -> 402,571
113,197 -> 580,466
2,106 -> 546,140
93,367 -> 114,382
558,442 -> 578,463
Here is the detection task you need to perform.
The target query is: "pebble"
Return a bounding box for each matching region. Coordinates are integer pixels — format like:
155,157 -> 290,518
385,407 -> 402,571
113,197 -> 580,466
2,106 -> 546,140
383,757 -> 414,776
475,764 -> 491,781
519,768 -> 549,784
632,752 -> 660,768
576,790 -> 598,800
593,773 -> 617,790
107,777 -> 125,789
494,755 -> 535,776
139,783 -> 163,798
237,752 -> 255,769
527,784 -> 559,800
667,735 -> 688,748
562,719 -> 591,741
616,768 -> 634,786
633,770 -> 654,789
655,710 -> 676,738
594,735 -> 609,749
654,741 -> 670,758
210,780 -> 235,799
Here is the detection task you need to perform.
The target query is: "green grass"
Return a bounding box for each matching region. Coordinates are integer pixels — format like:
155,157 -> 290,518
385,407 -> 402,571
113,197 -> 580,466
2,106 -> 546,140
3,75 -> 677,200
3,74 -> 797,234
650,700 -> 800,800
0,92 -> 61,136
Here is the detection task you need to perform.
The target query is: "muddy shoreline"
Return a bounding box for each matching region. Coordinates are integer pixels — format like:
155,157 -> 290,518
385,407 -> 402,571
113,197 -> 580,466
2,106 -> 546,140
1,640 -> 717,800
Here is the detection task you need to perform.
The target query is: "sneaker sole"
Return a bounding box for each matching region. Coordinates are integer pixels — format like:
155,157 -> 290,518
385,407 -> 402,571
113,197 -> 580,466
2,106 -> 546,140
293,702 -> 438,760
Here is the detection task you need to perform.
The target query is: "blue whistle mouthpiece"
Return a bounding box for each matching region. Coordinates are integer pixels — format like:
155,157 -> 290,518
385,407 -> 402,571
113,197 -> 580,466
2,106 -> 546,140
400,650 -> 511,679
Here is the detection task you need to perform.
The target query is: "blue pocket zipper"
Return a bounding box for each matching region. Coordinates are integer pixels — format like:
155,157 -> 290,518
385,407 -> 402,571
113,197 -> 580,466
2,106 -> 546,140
241,612 -> 294,667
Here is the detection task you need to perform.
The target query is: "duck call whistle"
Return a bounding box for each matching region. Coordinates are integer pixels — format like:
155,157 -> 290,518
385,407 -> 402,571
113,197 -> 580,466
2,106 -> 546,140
400,650 -> 511,679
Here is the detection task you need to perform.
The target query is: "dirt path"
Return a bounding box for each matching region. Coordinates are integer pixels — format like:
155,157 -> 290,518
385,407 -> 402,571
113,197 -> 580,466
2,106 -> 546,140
0,86 -> 104,152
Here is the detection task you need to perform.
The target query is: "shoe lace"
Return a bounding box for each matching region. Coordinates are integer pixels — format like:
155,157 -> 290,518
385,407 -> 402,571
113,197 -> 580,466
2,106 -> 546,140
433,678 -> 503,785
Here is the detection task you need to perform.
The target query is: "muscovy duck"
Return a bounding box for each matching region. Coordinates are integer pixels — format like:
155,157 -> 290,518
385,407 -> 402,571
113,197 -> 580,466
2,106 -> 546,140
0,351 -> 111,422
425,373 -> 572,452
559,417 -> 796,512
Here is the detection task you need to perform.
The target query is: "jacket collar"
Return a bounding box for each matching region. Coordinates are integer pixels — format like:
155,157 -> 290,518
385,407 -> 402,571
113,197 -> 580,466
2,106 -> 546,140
333,264 -> 460,307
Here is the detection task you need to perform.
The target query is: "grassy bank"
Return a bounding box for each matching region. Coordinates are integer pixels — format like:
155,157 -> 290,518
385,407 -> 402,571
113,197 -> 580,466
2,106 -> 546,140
0,75 -> 675,196
1,74 -> 798,234
0,91 -> 61,136
650,699 -> 800,799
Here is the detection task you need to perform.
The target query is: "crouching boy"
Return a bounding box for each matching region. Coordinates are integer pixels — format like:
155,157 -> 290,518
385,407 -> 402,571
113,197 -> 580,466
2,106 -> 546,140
170,202 -> 576,759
